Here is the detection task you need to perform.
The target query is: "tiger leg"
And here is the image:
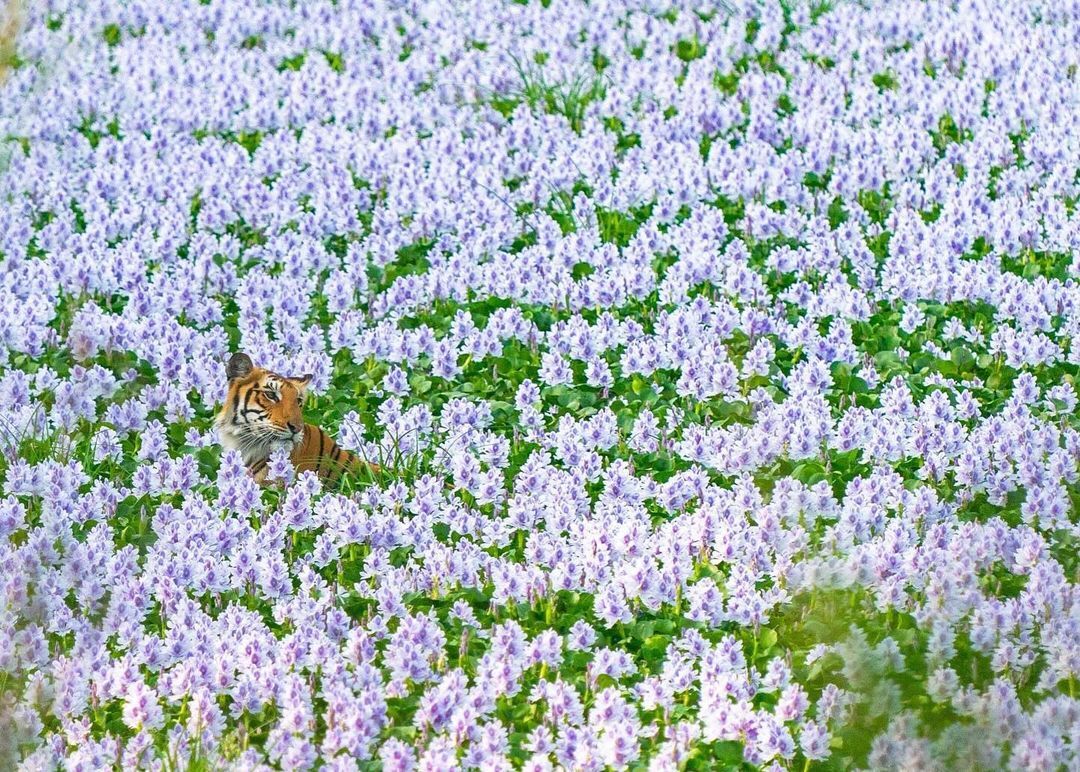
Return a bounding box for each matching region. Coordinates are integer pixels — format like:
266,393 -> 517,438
248,457 -> 270,485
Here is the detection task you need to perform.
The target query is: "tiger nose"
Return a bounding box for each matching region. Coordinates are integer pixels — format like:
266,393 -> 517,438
287,421 -> 302,434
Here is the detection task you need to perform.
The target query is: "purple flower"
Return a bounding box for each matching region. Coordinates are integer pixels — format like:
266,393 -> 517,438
567,620 -> 598,652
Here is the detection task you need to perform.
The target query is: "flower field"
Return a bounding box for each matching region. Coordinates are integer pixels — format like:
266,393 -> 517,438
1,0 -> 1079,768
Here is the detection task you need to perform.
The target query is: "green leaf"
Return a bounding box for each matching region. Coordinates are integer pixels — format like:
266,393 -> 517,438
758,627 -> 778,652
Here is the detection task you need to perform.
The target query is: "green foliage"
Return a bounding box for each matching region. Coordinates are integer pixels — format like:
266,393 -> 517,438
490,56 -> 606,133
6,5 -> 1076,769
102,23 -> 121,47
871,70 -> 898,91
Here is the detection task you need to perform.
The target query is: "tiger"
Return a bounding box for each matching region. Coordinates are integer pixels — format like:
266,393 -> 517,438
215,352 -> 380,485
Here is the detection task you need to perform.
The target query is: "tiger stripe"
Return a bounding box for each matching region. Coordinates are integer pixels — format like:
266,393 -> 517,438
314,429 -> 326,474
290,423 -> 379,483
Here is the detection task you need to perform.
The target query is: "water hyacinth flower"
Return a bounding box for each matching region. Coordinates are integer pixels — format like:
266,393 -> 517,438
1,0 -> 1079,768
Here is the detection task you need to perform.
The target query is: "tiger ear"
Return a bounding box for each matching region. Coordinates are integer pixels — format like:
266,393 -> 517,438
226,352 -> 254,381
292,373 -> 313,395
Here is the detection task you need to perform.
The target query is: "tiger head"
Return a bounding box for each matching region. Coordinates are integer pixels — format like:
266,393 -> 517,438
216,352 -> 313,463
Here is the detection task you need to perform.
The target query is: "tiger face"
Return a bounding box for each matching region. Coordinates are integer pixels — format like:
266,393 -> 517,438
215,352 -> 313,464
